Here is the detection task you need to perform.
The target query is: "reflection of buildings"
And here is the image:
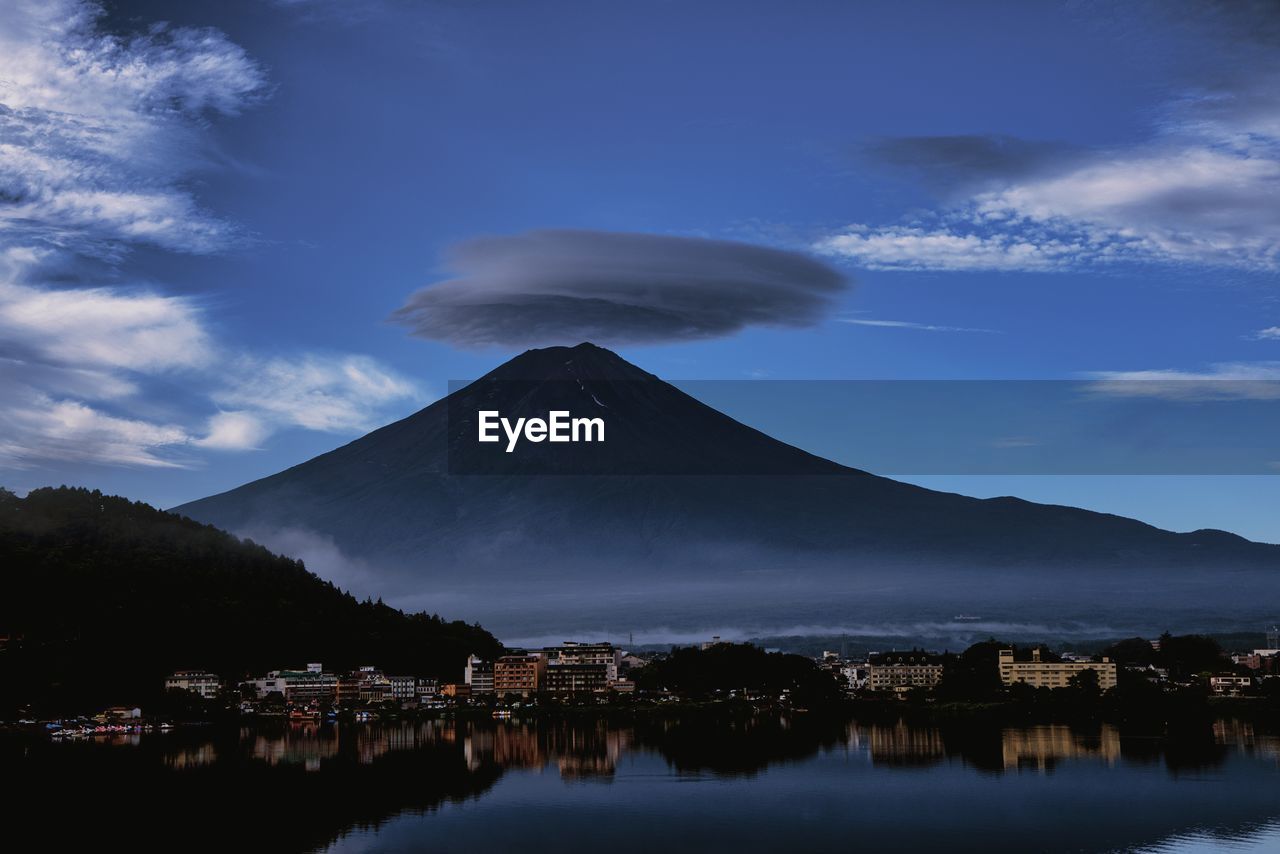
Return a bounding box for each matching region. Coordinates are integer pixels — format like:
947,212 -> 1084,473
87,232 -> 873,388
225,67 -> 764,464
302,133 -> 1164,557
164,743 -> 217,769
1000,725 -> 1121,771
863,721 -> 946,766
240,721 -> 462,772
1213,719 -> 1280,764
247,725 -> 340,772
462,721 -> 628,779
998,649 -> 1117,690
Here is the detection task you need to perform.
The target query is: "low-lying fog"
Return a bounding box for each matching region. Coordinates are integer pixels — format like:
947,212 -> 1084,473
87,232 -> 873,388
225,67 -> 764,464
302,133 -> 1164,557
240,523 -> 1278,650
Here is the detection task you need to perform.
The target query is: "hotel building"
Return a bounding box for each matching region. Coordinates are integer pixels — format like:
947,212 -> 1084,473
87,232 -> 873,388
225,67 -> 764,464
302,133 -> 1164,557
494,653 -> 547,697
998,649 -> 1117,690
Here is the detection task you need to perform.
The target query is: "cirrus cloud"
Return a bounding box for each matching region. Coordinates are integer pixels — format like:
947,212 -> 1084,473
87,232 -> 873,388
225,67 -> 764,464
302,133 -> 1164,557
0,2 -> 420,470
1086,361 -> 1280,401
819,4 -> 1280,274
0,0 -> 268,255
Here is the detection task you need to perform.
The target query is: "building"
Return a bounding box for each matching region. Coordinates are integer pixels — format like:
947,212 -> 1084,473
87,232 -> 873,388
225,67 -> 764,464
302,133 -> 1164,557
619,654 -> 648,675
416,678 -> 439,701
465,655 -> 495,694
99,706 -> 142,721
1209,675 -> 1253,696
543,642 -> 623,683
543,663 -> 610,697
285,667 -> 339,703
841,664 -> 868,692
998,649 -> 1117,691
246,673 -> 286,699
866,652 -> 944,691
494,653 -> 547,697
244,664 -> 339,703
441,683 -> 471,699
388,675 -> 416,702
337,674 -> 363,706
279,667 -> 338,703
354,666 -> 392,703
165,670 -> 221,699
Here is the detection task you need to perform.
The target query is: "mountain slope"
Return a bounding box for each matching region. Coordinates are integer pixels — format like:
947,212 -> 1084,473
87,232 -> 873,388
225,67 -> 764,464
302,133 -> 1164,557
0,486 -> 504,713
175,342 -> 1277,573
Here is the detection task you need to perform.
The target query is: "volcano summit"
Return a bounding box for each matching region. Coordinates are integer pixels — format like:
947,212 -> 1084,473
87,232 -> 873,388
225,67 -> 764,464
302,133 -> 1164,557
174,343 -> 1280,641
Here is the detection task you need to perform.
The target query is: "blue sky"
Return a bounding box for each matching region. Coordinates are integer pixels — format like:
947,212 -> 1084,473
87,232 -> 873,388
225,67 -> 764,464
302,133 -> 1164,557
2,0 -> 1279,540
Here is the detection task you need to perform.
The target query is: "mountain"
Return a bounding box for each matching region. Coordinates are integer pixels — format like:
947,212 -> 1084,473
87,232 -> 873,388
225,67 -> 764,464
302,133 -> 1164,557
0,486 -> 504,714
173,343 -> 1280,638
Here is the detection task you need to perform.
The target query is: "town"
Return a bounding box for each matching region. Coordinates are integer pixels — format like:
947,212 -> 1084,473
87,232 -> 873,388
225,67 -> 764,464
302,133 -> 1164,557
26,626 -> 1280,737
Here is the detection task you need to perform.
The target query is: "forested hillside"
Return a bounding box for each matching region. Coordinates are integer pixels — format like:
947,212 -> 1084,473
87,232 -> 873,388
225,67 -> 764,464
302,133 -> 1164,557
0,487 -> 503,714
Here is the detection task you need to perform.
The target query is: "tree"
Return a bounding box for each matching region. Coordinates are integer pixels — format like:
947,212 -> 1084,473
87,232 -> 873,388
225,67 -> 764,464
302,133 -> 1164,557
0,486 -> 507,715
1065,668 -> 1102,703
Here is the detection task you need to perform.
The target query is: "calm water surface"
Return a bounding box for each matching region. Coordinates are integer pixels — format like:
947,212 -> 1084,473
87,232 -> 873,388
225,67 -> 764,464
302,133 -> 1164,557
7,715 -> 1280,852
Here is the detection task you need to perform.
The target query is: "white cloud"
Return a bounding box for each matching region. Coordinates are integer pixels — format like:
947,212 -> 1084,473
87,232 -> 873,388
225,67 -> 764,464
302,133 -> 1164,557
214,354 -> 420,435
1087,362 -> 1280,400
821,145 -> 1280,272
969,147 -> 1280,270
837,316 -> 997,333
0,393 -> 189,469
0,278 -> 213,373
0,283 -> 420,464
819,9 -> 1280,273
193,411 -> 269,451
0,2 -> 419,471
991,436 -> 1039,448
1254,327 -> 1280,340
0,0 -> 268,254
817,225 -> 1082,272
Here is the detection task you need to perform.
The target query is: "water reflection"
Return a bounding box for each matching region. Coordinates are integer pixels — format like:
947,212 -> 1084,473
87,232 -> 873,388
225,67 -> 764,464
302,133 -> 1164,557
1000,724 -> 1121,771
463,720 -> 629,779
5,714 -> 1280,853
1212,719 -> 1280,765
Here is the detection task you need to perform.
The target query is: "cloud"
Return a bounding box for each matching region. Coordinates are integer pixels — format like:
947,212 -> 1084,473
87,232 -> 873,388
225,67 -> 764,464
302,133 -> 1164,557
213,354 -> 420,435
392,229 -> 849,347
837,316 -> 997,333
0,3 -> 419,470
193,411 -> 269,451
0,0 -> 268,255
235,525 -> 385,600
0,394 -> 190,469
990,436 -> 1039,449
0,261 -> 420,465
0,274 -> 213,374
820,4 -> 1280,273
1254,327 -> 1280,340
1087,362 -> 1280,400
861,134 -> 1084,197
816,224 -> 1088,272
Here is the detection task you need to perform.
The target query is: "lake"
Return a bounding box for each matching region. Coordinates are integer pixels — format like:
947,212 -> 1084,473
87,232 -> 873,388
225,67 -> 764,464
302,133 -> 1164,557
6,714 -> 1279,852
